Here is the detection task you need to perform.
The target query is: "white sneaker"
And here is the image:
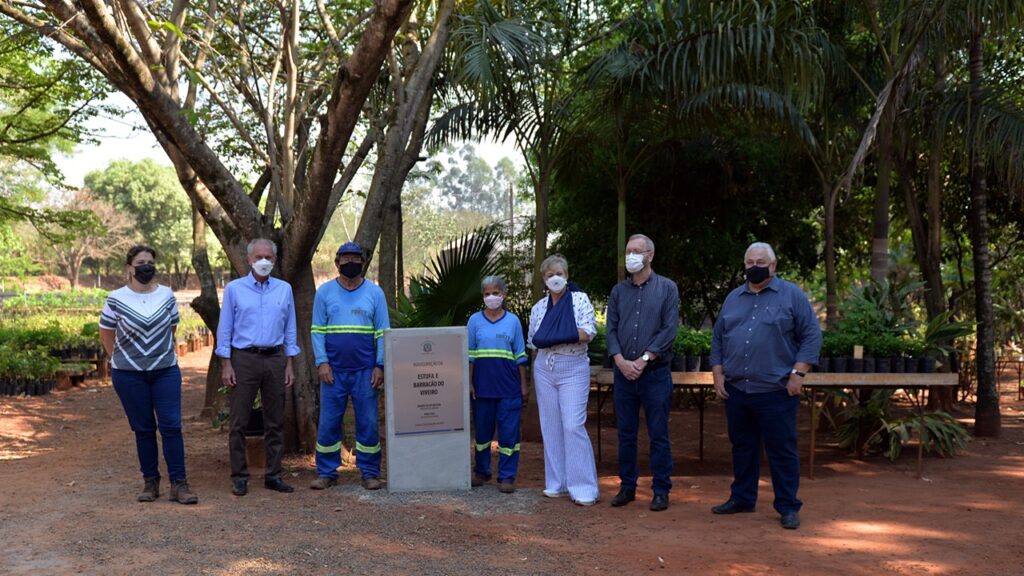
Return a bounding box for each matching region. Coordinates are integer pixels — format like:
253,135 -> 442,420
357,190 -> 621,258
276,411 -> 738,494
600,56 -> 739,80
573,498 -> 598,506
542,489 -> 568,498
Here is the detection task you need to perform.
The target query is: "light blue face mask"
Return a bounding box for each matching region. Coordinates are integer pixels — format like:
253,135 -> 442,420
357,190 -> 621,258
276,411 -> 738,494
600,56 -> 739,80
625,253 -> 644,273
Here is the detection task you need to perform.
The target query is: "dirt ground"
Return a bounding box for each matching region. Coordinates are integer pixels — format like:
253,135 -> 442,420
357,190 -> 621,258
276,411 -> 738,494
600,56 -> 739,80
2,350 -> 1022,576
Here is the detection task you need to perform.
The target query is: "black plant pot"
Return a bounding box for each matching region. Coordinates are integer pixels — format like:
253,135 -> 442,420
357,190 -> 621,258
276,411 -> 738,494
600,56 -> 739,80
671,355 -> 686,372
832,357 -> 848,373
889,357 -> 904,374
685,355 -> 700,372
700,355 -> 712,372
921,357 -> 937,373
875,358 -> 891,373
244,409 -> 265,437
817,357 -> 831,373
848,358 -> 864,373
863,357 -> 876,373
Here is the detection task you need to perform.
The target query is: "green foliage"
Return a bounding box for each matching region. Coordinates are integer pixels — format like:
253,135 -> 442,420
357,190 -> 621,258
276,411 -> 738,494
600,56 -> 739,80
391,227 -> 500,328
84,159 -> 192,269
879,412 -> 971,462
673,327 -> 711,356
863,332 -> 903,358
922,311 -> 975,357
820,331 -> 856,357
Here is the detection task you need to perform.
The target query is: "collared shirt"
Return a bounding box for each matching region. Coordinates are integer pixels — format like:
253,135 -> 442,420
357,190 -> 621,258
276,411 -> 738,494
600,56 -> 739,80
607,271 -> 679,363
710,276 -> 821,393
215,272 -> 301,358
311,278 -> 389,371
468,310 -> 528,398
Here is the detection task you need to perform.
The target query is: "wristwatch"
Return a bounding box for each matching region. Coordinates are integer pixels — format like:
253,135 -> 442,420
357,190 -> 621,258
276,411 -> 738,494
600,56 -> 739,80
641,353 -> 651,362
791,369 -> 806,378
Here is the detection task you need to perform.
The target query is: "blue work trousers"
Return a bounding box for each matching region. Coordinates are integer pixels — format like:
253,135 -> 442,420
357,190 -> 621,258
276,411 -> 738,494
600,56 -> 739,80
724,383 -> 802,513
613,363 -> 674,495
315,368 -> 381,479
473,396 -> 522,482
112,365 -> 187,482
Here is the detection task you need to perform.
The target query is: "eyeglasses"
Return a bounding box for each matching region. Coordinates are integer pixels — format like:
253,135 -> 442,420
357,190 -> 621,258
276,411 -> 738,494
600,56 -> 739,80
626,250 -> 651,256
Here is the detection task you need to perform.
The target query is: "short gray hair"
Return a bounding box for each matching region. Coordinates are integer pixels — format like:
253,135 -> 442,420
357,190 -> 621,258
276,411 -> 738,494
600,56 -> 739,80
745,241 -> 776,263
539,254 -> 568,277
481,275 -> 508,293
247,238 -> 277,257
628,234 -> 655,252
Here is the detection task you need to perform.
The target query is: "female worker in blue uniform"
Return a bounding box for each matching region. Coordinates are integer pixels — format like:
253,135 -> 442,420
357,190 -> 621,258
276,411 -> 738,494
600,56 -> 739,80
467,275 -> 529,493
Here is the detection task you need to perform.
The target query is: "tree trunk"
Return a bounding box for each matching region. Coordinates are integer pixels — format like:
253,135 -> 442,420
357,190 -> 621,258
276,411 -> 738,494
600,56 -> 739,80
532,162 -> 550,302
378,188 -> 401,308
189,208 -> 224,417
283,261 -> 320,452
616,175 -> 626,283
968,27 -> 1000,437
823,181 -> 838,330
870,111 -> 893,283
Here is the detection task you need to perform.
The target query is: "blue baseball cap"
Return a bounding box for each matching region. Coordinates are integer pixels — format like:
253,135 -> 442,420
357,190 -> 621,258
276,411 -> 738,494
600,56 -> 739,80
336,241 -> 363,256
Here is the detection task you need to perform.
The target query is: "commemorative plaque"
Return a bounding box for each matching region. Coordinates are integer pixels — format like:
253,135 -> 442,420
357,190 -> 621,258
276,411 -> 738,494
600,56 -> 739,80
384,327 -> 470,492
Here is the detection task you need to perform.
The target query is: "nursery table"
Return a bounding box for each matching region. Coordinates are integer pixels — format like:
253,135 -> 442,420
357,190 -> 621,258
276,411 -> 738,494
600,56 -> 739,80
589,368 -> 959,479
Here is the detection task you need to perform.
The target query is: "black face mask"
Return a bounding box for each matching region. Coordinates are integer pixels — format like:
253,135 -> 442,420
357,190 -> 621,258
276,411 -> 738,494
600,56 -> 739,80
745,265 -> 771,285
134,263 -> 157,284
339,261 -> 363,280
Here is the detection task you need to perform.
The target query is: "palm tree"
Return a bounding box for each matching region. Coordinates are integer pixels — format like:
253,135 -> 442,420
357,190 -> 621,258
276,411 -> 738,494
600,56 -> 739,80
570,0 -> 833,281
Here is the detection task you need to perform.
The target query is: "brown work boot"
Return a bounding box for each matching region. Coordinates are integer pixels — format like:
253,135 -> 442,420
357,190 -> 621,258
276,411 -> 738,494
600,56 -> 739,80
137,477 -> 159,502
361,477 -> 383,490
169,480 -> 198,505
498,480 -> 516,494
471,474 -> 488,488
310,476 -> 338,490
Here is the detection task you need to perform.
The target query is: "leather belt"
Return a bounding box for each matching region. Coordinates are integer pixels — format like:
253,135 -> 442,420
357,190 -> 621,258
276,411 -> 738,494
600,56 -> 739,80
236,345 -> 282,355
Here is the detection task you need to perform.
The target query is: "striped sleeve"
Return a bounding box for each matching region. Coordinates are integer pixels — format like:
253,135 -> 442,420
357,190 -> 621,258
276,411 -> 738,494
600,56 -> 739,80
512,315 -> 528,365
99,297 -> 118,330
168,291 -> 180,326
466,314 -> 478,363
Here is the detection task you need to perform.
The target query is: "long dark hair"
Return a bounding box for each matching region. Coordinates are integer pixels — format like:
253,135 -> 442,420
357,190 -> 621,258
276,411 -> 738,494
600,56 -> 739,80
125,245 -> 157,265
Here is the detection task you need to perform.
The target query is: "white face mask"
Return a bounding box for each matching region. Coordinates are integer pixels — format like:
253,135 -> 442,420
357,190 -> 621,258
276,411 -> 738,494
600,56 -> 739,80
625,253 -> 645,274
252,258 -> 274,277
545,274 -> 567,293
483,294 -> 504,310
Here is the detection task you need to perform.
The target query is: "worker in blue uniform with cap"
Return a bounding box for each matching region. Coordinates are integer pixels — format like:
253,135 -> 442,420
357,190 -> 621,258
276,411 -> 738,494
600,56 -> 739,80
309,242 -> 390,491
467,275 -> 529,493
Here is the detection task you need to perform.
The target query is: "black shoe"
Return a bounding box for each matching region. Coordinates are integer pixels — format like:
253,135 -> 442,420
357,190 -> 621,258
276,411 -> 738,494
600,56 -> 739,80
232,479 -> 248,496
610,487 -> 636,507
650,493 -> 669,512
264,478 -> 294,493
781,511 -> 801,529
711,499 -> 756,515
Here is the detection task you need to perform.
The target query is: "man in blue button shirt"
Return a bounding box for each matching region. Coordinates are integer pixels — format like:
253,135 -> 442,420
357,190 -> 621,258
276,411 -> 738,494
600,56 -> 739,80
216,238 -> 301,496
710,242 -> 821,529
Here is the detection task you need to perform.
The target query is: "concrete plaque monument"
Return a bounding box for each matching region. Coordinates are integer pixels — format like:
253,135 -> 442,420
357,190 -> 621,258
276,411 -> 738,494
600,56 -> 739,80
384,327 -> 470,492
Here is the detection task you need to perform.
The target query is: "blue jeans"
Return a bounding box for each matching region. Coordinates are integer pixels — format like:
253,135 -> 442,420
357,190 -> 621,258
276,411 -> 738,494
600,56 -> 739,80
613,363 -> 673,495
473,396 -> 522,482
724,384 -> 802,513
315,368 -> 381,479
112,366 -> 187,482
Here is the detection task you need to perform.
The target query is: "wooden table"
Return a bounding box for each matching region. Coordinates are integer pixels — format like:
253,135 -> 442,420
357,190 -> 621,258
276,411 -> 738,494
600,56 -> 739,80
590,368 -> 959,479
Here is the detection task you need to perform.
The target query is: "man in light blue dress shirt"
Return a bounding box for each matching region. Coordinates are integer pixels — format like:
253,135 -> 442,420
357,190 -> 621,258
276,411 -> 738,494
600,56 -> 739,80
710,242 -> 821,530
216,238 -> 301,496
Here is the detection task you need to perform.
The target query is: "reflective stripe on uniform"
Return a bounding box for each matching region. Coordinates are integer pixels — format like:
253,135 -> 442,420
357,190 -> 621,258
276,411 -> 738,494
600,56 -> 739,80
355,441 -> 381,454
468,349 -> 518,361
475,442 -> 491,452
497,443 -> 521,456
311,324 -> 375,334
316,441 -> 342,453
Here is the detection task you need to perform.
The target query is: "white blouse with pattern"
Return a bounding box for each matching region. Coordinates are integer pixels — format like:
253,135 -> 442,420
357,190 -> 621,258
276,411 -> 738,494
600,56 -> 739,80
527,291 -> 597,357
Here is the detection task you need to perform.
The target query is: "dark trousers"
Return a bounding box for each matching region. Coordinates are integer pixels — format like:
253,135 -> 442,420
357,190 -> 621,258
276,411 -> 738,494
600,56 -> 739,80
112,365 -> 186,482
613,363 -> 673,495
229,349 -> 286,481
724,384 -> 802,513
473,396 -> 523,482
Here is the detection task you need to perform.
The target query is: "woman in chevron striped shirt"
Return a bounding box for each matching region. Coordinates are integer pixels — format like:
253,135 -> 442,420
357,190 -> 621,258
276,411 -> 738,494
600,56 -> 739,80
99,245 -> 198,505
467,275 -> 529,493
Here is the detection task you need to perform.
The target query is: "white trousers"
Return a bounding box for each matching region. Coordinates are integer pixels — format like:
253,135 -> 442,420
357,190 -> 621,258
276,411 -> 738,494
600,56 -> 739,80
533,351 -> 599,502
